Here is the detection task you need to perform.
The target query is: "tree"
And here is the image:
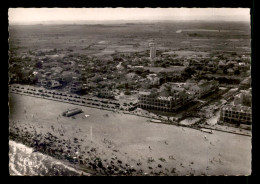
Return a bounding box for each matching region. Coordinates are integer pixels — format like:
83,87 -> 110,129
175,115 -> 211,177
242,95 -> 251,107
124,90 -> 131,95
182,67 -> 195,79
91,76 -> 103,83
234,69 -> 240,75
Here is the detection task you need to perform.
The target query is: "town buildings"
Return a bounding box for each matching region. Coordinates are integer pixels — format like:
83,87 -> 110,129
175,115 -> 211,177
46,80 -> 62,89
219,104 -> 252,125
219,89 -> 252,125
138,79 -> 219,112
95,88 -> 114,99
70,81 -> 86,93
234,89 -> 252,106
138,83 -> 194,112
146,74 -> 160,85
189,80 -> 219,98
239,76 -> 251,89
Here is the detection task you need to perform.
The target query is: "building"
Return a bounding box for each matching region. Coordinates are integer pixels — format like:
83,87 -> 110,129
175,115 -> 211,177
40,79 -> 48,87
147,74 -> 160,85
70,81 -> 87,93
116,62 -> 125,71
219,104 -> 252,125
206,61 -> 217,71
46,80 -> 62,88
218,60 -> 227,69
138,84 -> 194,112
172,73 -> 183,81
126,73 -> 138,80
227,68 -> 234,75
239,77 -> 251,89
149,43 -> 156,61
189,80 -> 219,98
234,89 -> 252,106
95,88 -> 114,99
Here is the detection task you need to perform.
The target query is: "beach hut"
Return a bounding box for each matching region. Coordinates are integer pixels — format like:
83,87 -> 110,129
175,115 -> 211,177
62,108 -> 83,117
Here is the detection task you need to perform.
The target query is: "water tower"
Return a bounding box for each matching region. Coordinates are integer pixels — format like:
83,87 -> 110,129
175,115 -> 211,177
149,42 -> 156,61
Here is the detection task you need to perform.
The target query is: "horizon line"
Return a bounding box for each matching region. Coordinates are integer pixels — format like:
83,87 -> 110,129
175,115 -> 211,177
9,19 -> 250,25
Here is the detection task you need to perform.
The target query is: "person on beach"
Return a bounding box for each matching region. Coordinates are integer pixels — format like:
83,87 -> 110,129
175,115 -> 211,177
204,135 -> 207,140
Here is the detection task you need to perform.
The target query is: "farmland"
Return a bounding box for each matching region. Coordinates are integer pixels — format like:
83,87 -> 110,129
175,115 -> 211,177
9,21 -> 251,57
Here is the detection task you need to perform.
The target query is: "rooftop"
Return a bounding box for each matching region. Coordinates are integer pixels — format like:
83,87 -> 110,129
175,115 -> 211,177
144,66 -> 186,74
223,104 -> 252,113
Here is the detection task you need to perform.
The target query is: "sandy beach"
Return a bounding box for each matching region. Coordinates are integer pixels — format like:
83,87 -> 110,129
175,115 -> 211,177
9,93 -> 251,175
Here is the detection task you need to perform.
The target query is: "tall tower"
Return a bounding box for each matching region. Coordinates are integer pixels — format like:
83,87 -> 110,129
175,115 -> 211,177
149,43 -> 156,61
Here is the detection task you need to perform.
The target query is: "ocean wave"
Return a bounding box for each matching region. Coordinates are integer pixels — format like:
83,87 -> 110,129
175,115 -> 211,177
9,140 -> 86,176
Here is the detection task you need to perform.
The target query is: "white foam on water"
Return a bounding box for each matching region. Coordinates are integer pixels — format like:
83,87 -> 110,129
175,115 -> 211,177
9,140 -> 87,176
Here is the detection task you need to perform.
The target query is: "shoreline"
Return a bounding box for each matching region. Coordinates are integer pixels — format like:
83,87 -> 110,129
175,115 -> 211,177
9,140 -> 91,176
9,120 -> 144,176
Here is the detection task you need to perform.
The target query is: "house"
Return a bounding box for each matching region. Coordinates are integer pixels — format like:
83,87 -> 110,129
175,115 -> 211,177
40,79 -> 48,87
239,77 -> 251,89
126,73 -> 138,80
46,80 -> 62,88
189,80 -> 219,98
50,67 -> 63,74
172,73 -> 183,81
70,81 -> 85,93
183,61 -> 190,67
95,88 -> 114,99
227,61 -> 237,67
238,62 -> 248,71
227,68 -> 234,75
189,85 -> 200,98
44,72 -> 52,76
147,74 -> 160,85
207,61 -> 217,70
116,62 -> 125,71
218,60 -> 226,69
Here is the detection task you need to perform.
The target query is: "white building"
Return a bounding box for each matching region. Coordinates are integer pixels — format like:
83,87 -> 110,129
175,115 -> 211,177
147,74 -> 160,85
149,43 -> 156,61
47,80 -> 62,88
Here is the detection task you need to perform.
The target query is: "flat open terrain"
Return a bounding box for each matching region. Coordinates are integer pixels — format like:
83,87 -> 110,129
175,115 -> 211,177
9,21 -> 251,56
9,93 -> 251,175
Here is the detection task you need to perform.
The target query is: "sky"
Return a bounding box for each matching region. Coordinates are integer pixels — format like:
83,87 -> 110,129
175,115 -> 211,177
8,8 -> 250,24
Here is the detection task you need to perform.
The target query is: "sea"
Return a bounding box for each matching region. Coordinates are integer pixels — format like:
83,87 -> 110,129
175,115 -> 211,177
9,140 -> 86,176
